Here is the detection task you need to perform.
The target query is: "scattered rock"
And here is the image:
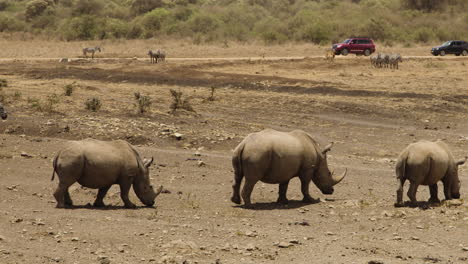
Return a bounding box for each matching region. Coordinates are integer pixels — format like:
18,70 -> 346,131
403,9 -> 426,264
0,235 -> 5,241
173,133 -> 183,140
197,160 -> 205,167
368,261 -> 384,264
20,152 -> 33,158
193,151 -> 201,156
71,237 -> 79,242
277,242 -> 291,248
462,247 -> 468,252
445,199 -> 463,207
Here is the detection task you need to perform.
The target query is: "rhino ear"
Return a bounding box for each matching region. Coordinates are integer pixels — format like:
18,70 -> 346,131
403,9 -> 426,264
144,157 -> 154,168
321,142 -> 334,155
456,156 -> 467,166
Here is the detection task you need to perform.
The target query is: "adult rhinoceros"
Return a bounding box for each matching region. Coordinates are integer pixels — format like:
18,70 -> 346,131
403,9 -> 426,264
395,140 -> 466,207
231,129 -> 347,207
51,139 -> 162,208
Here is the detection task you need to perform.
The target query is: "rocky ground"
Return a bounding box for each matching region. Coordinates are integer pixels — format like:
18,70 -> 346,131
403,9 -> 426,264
0,54 -> 467,264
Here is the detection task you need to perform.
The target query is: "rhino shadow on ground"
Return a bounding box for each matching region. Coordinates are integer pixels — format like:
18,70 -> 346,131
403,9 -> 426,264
64,203 -> 154,210
395,201 -> 443,210
235,199 -> 320,210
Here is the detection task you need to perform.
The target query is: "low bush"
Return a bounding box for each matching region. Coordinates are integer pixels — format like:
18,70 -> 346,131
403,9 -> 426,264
85,97 -> 101,111
169,89 -> 194,113
134,92 -> 152,114
63,82 -> 76,96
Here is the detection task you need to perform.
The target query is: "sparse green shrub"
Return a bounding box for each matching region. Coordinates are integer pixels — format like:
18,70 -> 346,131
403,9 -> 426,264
60,15 -> 104,40
43,93 -> 59,112
134,92 -> 152,114
73,0 -> 104,15
28,97 -> 41,109
169,89 -> 194,113
188,13 -> 219,34
207,86 -> 215,101
131,0 -> 164,15
0,0 -> 9,11
0,79 -> 7,87
141,8 -> 170,33
0,15 -> 26,32
25,0 -> 51,21
13,91 -> 21,100
85,97 -> 101,111
63,82 -> 76,96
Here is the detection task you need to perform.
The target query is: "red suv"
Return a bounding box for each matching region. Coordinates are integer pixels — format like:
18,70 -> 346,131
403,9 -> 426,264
332,38 -> 376,56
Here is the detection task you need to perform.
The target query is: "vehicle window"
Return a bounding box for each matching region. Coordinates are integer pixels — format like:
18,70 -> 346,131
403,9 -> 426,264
343,39 -> 351,44
441,41 -> 451,47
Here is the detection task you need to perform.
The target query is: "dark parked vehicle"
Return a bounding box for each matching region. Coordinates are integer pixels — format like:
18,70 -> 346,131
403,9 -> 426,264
332,37 -> 376,56
431,40 -> 468,56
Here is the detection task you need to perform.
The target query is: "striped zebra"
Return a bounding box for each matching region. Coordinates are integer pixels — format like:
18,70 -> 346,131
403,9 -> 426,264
82,46 -> 101,59
389,54 -> 403,69
0,103 -> 7,120
148,49 -> 166,64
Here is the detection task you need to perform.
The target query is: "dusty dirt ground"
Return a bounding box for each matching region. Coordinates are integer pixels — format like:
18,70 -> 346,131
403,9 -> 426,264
0,49 -> 468,264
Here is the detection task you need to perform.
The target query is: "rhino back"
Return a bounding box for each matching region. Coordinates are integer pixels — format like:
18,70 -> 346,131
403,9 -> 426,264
60,139 -> 139,188
404,141 -> 450,185
240,129 -> 313,184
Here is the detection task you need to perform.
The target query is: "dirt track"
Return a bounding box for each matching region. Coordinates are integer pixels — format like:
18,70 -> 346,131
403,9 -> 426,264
0,56 -> 468,264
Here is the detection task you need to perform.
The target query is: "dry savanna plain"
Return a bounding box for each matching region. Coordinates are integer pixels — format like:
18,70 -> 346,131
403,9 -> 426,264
0,39 -> 467,264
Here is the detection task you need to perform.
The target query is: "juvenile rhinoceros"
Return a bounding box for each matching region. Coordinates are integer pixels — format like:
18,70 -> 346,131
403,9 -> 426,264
51,139 -> 162,208
231,129 -> 347,207
395,140 -> 466,206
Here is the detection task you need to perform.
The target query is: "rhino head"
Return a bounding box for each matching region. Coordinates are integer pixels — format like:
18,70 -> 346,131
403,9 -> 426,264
312,142 -> 347,195
133,157 -> 162,206
450,157 -> 467,199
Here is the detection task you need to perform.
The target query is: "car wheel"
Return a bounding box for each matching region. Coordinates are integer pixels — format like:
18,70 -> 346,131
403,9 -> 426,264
341,49 -> 349,56
455,53 -> 460,56
364,49 -> 371,56
440,50 -> 446,56
462,50 -> 468,56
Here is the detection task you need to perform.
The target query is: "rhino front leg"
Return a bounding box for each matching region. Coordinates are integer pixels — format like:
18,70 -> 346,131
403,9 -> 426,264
428,184 -> 440,203
93,186 -> 111,207
119,181 -> 136,209
299,170 -> 316,203
277,180 -> 290,204
241,179 -> 257,208
443,182 -> 452,200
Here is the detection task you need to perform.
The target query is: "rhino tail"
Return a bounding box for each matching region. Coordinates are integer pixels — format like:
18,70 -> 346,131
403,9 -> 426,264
396,153 -> 407,181
232,142 -> 245,182
51,153 -> 59,181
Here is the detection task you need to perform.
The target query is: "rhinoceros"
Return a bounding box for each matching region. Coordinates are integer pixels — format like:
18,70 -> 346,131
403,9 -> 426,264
51,139 -> 162,208
231,129 -> 347,207
0,103 -> 7,120
395,140 -> 466,206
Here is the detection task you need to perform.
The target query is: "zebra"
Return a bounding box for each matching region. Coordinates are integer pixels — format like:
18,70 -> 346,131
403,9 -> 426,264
388,54 -> 403,69
370,53 -> 378,67
82,46 -> 101,59
0,103 -> 7,120
148,49 -> 166,64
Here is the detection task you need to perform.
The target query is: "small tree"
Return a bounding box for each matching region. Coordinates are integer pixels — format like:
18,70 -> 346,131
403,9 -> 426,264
25,0 -> 50,21
134,92 -> 152,114
85,97 -> 101,111
63,82 -> 76,96
169,89 -> 194,113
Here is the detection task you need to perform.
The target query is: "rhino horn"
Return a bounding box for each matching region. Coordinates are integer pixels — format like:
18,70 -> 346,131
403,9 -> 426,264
322,142 -> 334,155
144,157 -> 154,168
331,168 -> 347,185
456,156 -> 468,165
155,185 -> 163,197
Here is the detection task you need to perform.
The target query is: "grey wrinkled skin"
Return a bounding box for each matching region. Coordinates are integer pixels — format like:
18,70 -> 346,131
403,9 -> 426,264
395,140 -> 466,207
231,129 -> 347,207
51,139 -> 162,209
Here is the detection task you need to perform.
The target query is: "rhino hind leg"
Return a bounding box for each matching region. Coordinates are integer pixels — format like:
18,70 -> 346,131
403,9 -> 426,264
407,182 -> 419,205
395,177 -> 406,207
428,184 -> 440,203
276,180 -> 290,204
241,179 -> 257,207
231,171 -> 243,205
64,190 -> 73,206
93,186 -> 111,207
54,182 -> 73,208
